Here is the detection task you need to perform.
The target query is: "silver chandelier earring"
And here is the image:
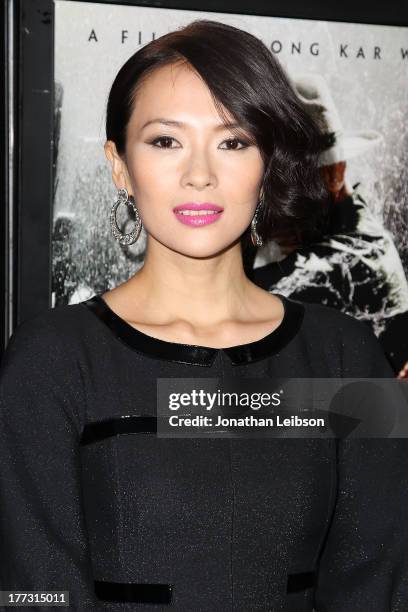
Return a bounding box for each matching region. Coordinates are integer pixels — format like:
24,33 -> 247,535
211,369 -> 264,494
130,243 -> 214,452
110,187 -> 142,246
251,199 -> 264,247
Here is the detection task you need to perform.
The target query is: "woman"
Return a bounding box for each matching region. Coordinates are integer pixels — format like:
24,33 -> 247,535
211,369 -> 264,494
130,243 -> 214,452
1,20 -> 407,611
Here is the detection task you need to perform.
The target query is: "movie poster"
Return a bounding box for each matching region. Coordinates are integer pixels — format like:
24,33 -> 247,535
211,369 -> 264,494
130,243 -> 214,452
53,1 -> 408,367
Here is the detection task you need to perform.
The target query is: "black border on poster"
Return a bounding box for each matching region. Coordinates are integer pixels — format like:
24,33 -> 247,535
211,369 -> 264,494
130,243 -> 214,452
0,1 -> 6,353
7,0 -> 408,351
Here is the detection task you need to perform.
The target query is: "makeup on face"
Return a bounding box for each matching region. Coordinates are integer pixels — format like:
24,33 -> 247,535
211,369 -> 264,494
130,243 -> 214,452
173,202 -> 224,226
121,63 -> 264,253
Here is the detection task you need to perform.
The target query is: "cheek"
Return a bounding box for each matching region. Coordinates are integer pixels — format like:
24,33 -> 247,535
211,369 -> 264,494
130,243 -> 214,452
129,151 -> 176,200
128,147 -> 264,201
226,155 -> 264,198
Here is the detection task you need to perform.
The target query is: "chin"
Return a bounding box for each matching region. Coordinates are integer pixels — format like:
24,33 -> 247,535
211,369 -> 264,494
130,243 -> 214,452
166,238 -> 237,259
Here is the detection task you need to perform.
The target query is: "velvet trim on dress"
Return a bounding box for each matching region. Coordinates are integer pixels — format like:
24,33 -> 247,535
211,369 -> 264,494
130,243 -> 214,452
83,293 -> 304,366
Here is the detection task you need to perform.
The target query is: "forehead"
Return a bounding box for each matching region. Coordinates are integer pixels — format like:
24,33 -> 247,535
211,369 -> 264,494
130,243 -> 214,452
128,62 -> 232,128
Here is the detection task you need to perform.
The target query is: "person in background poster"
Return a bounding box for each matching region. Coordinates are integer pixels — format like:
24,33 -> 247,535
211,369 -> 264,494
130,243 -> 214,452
398,361 -> 408,378
1,20 -> 408,611
252,73 -> 408,374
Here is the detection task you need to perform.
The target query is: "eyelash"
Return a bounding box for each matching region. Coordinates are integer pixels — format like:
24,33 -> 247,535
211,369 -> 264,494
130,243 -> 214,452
149,136 -> 250,150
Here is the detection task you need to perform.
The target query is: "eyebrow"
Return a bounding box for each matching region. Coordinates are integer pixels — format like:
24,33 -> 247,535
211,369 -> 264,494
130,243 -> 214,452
141,118 -> 242,131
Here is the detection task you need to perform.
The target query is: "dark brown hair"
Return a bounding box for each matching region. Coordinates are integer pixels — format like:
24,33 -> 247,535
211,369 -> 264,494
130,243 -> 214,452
106,19 -> 331,263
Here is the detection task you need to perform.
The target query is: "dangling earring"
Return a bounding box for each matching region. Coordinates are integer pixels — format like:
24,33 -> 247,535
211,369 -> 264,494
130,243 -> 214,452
251,199 -> 264,247
110,187 -> 143,246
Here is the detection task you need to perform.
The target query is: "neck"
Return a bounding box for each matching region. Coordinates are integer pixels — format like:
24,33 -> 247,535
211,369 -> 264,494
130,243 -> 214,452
124,236 -> 258,327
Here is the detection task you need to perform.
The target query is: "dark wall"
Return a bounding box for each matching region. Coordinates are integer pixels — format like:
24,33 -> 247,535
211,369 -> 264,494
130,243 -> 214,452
0,1 -> 5,353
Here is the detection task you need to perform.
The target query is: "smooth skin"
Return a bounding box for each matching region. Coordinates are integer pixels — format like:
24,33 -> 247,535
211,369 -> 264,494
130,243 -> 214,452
103,60 -> 284,349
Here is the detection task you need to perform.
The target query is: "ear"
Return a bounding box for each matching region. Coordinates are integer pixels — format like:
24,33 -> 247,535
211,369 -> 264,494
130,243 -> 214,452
104,141 -> 133,195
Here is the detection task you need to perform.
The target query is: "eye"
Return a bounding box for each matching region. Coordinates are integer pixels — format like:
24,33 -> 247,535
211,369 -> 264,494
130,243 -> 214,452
149,136 -> 181,149
219,138 -> 250,150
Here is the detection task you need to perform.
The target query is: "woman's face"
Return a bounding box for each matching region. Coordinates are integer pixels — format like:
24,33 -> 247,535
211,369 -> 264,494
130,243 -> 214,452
105,61 -> 265,258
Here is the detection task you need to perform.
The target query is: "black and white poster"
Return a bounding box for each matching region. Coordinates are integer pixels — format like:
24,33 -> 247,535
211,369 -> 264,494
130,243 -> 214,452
53,1 -> 408,367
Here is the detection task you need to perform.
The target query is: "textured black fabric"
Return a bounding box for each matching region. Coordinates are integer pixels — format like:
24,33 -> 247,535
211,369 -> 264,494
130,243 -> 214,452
0,294 -> 407,611
94,581 -> 173,604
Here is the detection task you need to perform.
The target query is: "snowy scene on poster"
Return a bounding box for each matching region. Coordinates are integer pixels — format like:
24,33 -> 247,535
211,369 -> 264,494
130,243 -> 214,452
52,1 -> 408,368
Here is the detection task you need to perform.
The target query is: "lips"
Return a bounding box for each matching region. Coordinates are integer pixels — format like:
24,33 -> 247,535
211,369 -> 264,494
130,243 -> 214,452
173,202 -> 224,213
173,203 -> 224,227
175,209 -> 221,217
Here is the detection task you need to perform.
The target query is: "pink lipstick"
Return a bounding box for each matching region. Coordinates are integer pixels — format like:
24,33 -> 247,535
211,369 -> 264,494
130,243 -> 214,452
173,202 -> 224,227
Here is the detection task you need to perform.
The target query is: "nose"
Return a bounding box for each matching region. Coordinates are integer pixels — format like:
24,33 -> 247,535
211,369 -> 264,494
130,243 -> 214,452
181,148 -> 217,191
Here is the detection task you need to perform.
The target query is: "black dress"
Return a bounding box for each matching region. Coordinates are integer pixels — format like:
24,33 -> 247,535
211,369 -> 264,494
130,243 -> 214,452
0,294 -> 407,611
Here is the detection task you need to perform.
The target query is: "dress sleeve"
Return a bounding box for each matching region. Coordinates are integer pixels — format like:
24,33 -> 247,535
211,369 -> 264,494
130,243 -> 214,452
314,323 -> 408,611
0,314 -> 100,611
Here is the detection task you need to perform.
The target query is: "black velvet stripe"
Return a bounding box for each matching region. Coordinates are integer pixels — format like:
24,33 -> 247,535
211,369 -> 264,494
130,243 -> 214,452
94,581 -> 173,604
80,415 -> 157,445
286,571 -> 316,592
223,297 -> 304,365
83,294 -> 218,366
82,293 -> 304,366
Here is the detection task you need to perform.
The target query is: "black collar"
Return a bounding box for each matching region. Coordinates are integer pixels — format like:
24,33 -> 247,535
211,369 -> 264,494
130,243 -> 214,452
83,294 -> 304,366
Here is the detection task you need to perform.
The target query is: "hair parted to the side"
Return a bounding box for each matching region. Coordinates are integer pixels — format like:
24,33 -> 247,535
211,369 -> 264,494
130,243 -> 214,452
106,19 -> 331,261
